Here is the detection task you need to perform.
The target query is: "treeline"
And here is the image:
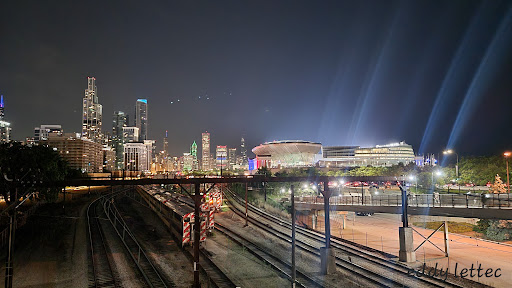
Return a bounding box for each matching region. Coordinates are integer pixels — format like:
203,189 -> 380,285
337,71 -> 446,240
259,155 -> 510,187
0,142 -> 72,203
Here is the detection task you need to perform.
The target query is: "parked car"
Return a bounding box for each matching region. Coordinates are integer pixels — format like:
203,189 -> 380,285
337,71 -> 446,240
356,212 -> 375,216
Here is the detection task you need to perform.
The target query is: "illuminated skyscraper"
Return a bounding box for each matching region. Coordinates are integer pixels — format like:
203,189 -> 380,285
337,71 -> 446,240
135,99 -> 148,141
112,111 -> 127,170
159,131 -> 170,172
34,125 -> 62,142
82,77 -> 102,143
202,132 -> 210,171
0,95 -> 11,143
144,140 -> 155,169
216,146 -> 227,170
123,127 -> 139,143
183,153 -> 193,171
191,141 -> 198,170
124,142 -> 149,172
240,137 -> 247,166
0,95 -> 4,119
228,148 -> 236,170
163,130 -> 169,157
191,141 -> 197,158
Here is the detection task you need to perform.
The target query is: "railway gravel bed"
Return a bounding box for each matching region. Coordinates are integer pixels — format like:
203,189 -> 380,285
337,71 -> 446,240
0,189 -> 147,288
130,186 -> 294,287
215,210 -> 369,287
204,226 -> 290,287
225,188 -> 489,288
114,195 -> 200,288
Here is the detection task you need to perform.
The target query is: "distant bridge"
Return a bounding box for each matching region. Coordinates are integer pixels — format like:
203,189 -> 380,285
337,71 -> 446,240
56,175 -> 512,219
58,175 -> 405,187
295,194 -> 512,219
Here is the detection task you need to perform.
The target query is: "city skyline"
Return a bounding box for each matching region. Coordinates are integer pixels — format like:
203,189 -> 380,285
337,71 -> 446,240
1,1 -> 511,156
1,3 -> 512,287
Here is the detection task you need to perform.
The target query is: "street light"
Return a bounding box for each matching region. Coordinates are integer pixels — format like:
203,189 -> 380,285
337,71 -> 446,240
431,170 -> 443,192
408,175 -> 417,193
504,152 -> 511,194
443,149 -> 459,190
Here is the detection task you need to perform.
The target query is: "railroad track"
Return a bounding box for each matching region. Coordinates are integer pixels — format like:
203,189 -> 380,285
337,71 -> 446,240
104,191 -> 170,288
87,194 -> 119,288
215,222 -> 324,288
164,190 -> 310,287
224,188 -> 471,288
222,194 -> 404,287
127,186 -> 236,288
88,187 -> 171,288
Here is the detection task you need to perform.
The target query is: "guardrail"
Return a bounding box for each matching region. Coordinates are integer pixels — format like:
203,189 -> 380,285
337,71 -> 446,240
102,193 -> 168,288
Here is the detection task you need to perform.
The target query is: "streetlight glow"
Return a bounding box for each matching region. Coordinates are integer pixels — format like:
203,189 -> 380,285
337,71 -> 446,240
504,152 -> 511,193
443,149 -> 459,190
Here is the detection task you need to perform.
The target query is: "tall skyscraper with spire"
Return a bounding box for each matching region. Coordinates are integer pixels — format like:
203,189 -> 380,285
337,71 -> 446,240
240,137 -> 248,166
163,130 -> 169,157
135,99 -> 148,141
202,132 -> 210,171
0,95 -> 4,119
82,77 -> 103,143
112,111 -> 127,170
0,95 -> 11,143
191,141 -> 198,170
191,141 -> 197,158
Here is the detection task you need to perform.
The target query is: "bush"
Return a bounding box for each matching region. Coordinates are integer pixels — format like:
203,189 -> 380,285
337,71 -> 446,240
473,219 -> 490,233
485,221 -> 510,241
413,221 -> 474,233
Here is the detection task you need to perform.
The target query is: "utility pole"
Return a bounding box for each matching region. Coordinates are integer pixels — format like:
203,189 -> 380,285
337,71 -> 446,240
263,182 -> 267,202
245,182 -> 248,227
193,182 -> 201,288
5,187 -> 17,288
504,152 -> 511,194
320,182 -> 335,274
398,184 -> 415,262
3,168 -> 35,288
291,185 -> 296,288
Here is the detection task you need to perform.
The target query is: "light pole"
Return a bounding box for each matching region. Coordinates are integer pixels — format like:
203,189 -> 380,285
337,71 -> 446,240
431,170 -> 443,193
443,149 -> 459,190
408,175 -> 417,193
504,152 -> 511,194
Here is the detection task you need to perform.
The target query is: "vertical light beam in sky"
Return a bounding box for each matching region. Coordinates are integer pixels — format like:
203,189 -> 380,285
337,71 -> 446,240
445,7 -> 512,153
418,3 -> 487,155
347,3 -> 403,146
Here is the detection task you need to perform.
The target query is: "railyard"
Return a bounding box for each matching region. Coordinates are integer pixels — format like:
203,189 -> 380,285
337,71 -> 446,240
0,182 -> 503,287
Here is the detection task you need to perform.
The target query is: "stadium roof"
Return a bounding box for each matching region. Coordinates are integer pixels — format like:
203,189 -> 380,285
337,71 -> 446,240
262,140 -> 321,145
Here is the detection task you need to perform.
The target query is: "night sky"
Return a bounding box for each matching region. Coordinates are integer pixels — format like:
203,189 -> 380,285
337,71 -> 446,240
1,0 -> 511,158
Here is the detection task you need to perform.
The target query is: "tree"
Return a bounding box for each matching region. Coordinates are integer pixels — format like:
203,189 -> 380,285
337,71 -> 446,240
0,142 -> 68,204
256,166 -> 272,177
490,174 -> 507,194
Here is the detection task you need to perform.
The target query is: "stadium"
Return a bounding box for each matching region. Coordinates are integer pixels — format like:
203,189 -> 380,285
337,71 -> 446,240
252,140 -> 322,168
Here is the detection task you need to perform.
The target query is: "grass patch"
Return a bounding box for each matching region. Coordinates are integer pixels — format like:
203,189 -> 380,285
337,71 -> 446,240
413,221 -> 475,233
